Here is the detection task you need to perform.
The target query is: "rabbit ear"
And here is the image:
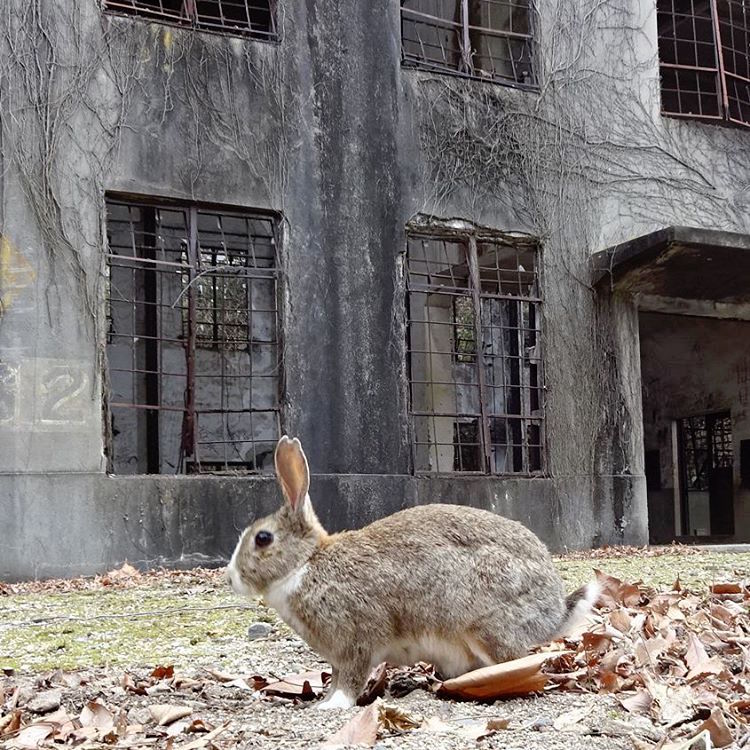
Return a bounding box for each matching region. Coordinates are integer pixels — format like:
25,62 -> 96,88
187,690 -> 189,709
274,435 -> 310,512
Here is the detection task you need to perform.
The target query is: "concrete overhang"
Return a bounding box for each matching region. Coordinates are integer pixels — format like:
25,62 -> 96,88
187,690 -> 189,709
591,226 -> 750,304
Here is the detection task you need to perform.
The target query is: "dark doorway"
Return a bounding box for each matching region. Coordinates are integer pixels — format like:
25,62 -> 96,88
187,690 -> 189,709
677,411 -> 734,538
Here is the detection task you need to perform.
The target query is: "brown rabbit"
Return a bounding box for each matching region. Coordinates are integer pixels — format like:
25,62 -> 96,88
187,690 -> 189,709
227,436 -> 598,709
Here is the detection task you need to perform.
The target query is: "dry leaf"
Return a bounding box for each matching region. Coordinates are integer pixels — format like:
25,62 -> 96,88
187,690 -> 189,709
181,723 -> 228,750
358,663 -> 387,705
6,723 -> 56,749
710,583 -> 742,595
422,716 -> 507,741
695,707 -> 732,748
79,700 -> 114,731
149,704 -> 193,726
262,671 -> 330,699
437,651 -> 571,700
552,706 -> 591,731
151,665 -> 175,680
378,703 -> 421,733
321,701 -> 379,748
0,711 -> 21,737
106,562 -> 140,580
620,689 -> 653,715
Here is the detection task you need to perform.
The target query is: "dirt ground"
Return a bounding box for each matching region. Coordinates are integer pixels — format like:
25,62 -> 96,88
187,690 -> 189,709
2,546 -> 750,749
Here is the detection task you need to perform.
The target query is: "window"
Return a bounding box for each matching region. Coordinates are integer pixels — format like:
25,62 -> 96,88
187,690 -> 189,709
105,198 -> 280,475
401,0 -> 535,87
102,1 -> 278,41
657,0 -> 750,127
677,411 -> 734,536
405,225 -> 544,474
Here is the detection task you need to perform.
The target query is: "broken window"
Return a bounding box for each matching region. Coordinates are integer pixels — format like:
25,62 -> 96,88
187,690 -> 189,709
102,0 -> 278,41
677,411 -> 734,536
405,227 -> 544,474
105,198 -> 279,475
401,0 -> 536,86
657,0 -> 750,127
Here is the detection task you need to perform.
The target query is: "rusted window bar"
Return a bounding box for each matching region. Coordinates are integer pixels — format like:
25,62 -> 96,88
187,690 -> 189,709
102,0 -> 278,41
105,198 -> 280,475
405,229 -> 544,475
401,0 -> 536,87
657,0 -> 750,127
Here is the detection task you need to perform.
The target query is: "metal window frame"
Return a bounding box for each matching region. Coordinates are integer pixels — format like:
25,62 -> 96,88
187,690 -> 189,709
104,195 -> 281,476
658,0 -> 750,128
400,0 -> 538,90
404,225 -> 546,476
101,0 -> 280,43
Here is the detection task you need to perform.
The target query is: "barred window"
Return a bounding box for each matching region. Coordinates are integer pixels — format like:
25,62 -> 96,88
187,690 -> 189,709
105,197 -> 280,475
401,0 -> 535,86
658,0 -> 750,127
405,226 -> 544,474
102,1 -> 278,41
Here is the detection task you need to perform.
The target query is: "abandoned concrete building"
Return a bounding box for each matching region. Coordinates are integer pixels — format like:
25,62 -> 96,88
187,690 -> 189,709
1,0 -> 749,579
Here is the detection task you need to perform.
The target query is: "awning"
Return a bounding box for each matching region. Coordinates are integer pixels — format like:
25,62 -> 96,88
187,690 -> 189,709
591,226 -> 750,303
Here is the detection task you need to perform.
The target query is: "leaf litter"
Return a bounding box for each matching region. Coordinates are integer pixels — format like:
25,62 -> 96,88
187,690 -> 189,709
3,556 -> 750,748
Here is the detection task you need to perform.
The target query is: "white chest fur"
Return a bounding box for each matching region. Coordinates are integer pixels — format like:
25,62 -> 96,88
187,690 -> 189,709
263,564 -> 309,636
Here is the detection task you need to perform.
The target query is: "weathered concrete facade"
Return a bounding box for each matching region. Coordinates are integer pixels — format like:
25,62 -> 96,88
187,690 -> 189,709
1,0 -> 748,579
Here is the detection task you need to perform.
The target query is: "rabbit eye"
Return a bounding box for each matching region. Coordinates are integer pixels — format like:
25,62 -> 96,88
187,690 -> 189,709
254,531 -> 274,548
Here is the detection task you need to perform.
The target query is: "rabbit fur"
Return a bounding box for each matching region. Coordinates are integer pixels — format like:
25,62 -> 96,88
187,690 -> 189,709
227,435 -> 598,709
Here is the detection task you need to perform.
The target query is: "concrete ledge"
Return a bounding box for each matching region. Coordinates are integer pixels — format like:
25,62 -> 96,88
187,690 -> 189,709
0,472 -> 647,581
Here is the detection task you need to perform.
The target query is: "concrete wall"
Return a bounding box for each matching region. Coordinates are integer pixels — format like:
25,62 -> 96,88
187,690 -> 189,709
8,0 -> 750,578
640,312 -> 750,542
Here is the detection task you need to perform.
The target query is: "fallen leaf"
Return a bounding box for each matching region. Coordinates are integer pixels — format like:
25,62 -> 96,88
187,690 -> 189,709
106,562 -> 140,580
80,700 -> 114,731
5,723 -> 56,749
437,651 -> 572,700
181,723 -> 228,750
262,671 -> 330,699
151,665 -> 175,680
149,704 -> 192,726
620,689 -> 653,715
378,703 -> 421,733
321,701 -> 379,748
0,711 -> 21,737
695,707 -> 733,748
552,706 -> 591,731
358,663 -> 387,706
710,583 -> 742,595
422,715 -> 506,741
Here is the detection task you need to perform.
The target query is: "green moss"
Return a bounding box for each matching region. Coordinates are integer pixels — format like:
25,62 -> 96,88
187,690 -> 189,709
3,551 -> 750,674
555,551 -> 750,591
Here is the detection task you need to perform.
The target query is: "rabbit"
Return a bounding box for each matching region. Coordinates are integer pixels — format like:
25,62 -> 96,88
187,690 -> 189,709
227,435 -> 599,710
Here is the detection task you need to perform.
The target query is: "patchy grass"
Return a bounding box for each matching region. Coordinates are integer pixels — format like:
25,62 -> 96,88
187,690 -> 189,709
555,549 -> 750,590
2,549 -> 750,674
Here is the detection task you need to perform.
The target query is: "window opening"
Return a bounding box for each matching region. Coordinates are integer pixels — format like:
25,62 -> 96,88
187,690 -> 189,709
105,198 -> 280,475
102,0 -> 278,41
677,411 -> 734,536
405,227 -> 544,474
658,0 -> 750,127
401,0 -> 536,87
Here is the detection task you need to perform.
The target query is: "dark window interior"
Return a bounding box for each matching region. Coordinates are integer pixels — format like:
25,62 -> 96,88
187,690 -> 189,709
102,0 -> 278,40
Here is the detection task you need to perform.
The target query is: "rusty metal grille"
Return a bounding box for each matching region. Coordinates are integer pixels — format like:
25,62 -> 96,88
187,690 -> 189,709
401,0 -> 536,87
102,0 -> 278,41
658,0 -> 750,127
405,230 -> 544,475
105,198 -> 280,475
